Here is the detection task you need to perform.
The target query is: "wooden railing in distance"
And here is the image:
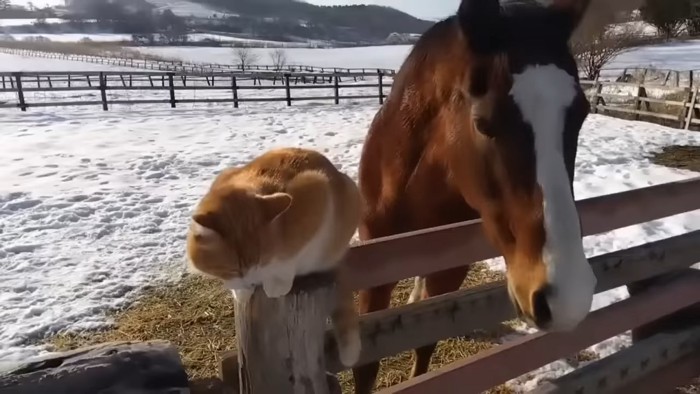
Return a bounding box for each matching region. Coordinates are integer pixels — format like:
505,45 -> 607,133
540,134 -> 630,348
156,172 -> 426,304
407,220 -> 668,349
0,71 -> 393,111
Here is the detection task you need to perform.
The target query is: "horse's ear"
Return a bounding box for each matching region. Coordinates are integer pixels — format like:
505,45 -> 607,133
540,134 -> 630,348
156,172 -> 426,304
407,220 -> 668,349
457,0 -> 503,55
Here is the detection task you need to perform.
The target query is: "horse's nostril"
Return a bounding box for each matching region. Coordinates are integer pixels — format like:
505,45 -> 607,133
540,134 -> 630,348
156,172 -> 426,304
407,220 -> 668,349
531,286 -> 553,328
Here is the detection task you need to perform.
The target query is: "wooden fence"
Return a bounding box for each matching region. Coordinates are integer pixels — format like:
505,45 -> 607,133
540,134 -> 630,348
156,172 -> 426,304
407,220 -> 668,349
582,78 -> 700,130
227,177 -> 700,393
3,70 -> 700,133
601,67 -> 699,88
0,70 -> 392,111
0,47 -> 397,76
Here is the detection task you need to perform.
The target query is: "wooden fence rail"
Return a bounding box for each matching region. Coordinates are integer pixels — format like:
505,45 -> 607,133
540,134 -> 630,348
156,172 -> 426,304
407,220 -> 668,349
601,66 -> 700,88
3,71 -> 700,130
581,78 -> 700,130
0,70 -> 393,111
0,47 -> 397,77
222,177 -> 700,393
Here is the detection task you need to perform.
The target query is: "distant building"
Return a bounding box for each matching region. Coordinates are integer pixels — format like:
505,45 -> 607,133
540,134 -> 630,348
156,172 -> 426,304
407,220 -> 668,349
384,32 -> 421,45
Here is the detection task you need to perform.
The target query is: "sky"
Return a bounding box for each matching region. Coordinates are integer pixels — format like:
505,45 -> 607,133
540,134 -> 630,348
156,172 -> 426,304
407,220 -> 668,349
9,0 -> 459,21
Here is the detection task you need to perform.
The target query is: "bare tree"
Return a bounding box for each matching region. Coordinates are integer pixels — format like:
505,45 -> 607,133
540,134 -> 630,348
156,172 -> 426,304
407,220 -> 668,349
571,23 -> 645,80
640,0 -> 688,39
269,48 -> 288,71
233,46 -> 259,71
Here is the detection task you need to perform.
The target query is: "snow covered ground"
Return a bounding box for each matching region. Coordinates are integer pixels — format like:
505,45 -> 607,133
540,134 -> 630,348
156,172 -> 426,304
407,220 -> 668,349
1,103 -> 699,387
0,18 -> 69,27
0,32 -> 308,45
609,39 -> 700,72
2,33 -> 134,43
135,38 -> 700,74
0,45 -> 699,391
134,45 -> 413,70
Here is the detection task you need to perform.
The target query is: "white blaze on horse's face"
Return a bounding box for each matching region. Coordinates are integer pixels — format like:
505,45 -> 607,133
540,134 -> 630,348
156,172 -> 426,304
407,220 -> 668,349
509,63 -> 597,331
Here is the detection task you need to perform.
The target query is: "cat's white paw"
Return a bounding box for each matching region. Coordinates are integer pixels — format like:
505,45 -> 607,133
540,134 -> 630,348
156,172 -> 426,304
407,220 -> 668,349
262,274 -> 294,298
338,328 -> 362,367
231,288 -> 253,303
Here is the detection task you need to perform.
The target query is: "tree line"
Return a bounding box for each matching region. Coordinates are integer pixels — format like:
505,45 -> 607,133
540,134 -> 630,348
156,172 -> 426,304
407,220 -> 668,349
641,0 -> 700,37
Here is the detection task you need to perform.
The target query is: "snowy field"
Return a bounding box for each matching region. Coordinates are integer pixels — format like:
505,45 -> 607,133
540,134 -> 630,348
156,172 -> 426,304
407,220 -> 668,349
133,38 -> 700,73
0,53 -> 139,72
1,101 -> 699,389
1,33 -> 134,43
0,46 -> 700,391
0,18 -> 69,27
0,33 -> 314,46
608,38 -> 700,71
135,45 -> 413,70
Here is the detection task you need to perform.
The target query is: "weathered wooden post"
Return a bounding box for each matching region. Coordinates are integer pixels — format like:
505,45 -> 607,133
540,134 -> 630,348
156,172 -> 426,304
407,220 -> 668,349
233,271 -> 341,394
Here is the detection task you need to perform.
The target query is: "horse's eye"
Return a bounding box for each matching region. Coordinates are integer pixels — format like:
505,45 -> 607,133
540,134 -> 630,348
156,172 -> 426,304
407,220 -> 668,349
474,116 -> 495,137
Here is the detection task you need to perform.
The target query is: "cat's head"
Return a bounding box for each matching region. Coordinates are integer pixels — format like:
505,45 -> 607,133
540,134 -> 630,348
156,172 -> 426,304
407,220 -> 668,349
185,186 -> 293,281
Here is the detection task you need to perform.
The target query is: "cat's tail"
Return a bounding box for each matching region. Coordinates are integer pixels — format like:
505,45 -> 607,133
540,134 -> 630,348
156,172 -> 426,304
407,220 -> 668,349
331,270 -> 362,367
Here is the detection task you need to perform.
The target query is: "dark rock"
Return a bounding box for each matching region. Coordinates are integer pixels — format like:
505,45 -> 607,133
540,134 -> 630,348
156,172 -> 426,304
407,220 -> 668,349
0,340 -> 189,394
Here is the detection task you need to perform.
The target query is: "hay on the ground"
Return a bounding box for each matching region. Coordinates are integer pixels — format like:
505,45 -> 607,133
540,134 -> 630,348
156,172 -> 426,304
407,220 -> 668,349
650,145 -> 700,173
47,263 -> 523,393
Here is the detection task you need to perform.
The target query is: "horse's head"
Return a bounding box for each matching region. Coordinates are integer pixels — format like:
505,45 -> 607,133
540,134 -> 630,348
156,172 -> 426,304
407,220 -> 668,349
458,0 -> 595,331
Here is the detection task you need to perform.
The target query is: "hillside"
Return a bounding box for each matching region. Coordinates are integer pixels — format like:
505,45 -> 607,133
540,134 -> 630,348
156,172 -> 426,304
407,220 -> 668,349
1,0 -> 434,45
182,0 -> 435,43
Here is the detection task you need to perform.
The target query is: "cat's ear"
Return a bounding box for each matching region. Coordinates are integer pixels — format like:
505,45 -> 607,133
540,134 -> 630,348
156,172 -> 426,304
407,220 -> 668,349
191,211 -> 223,240
258,192 -> 292,223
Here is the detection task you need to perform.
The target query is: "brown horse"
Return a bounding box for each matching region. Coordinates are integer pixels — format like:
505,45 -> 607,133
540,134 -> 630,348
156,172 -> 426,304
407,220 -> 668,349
354,0 -> 599,392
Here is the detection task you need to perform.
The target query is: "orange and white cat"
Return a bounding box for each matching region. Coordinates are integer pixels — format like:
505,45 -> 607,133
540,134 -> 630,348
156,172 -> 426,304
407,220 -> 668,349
185,147 -> 362,367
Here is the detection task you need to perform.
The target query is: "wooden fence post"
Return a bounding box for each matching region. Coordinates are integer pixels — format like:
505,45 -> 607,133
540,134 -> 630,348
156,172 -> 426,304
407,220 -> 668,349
284,73 -> 292,106
234,272 -> 340,394
378,69 -> 384,105
689,70 -> 694,89
334,75 -> 339,105
168,73 -> 176,108
232,75 -> 239,108
99,72 -> 108,111
684,88 -> 698,130
590,75 -> 602,114
634,84 -> 643,120
14,72 -> 26,112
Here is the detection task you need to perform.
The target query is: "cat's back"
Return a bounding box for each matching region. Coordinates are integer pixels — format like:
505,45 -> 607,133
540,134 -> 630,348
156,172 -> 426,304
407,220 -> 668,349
234,147 -> 354,202
243,147 -> 343,185
247,148 -> 360,269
